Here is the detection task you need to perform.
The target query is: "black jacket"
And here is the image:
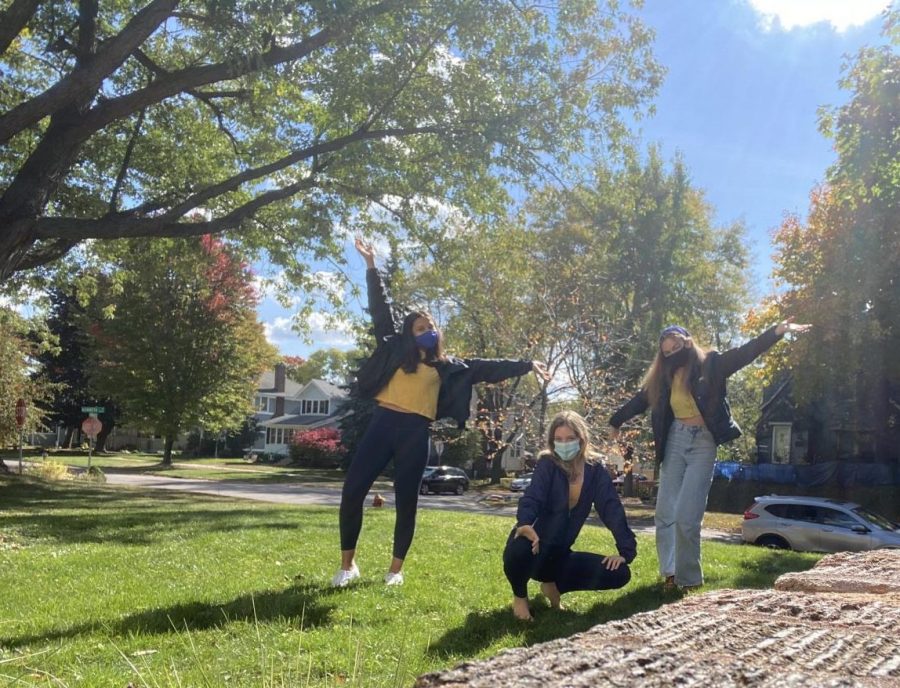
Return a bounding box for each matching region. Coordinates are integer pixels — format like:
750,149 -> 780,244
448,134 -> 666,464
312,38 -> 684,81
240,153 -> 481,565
515,456 -> 637,563
608,326 -> 783,463
354,268 -> 533,428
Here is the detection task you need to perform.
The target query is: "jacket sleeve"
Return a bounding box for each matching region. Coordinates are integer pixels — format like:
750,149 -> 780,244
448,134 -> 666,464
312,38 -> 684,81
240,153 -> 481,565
515,458 -> 553,528
609,389 -> 649,429
463,358 -> 534,385
717,325 -> 783,378
365,268 -> 397,342
593,471 -> 637,563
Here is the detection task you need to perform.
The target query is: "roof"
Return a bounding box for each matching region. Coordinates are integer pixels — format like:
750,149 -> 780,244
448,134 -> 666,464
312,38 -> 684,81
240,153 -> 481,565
256,370 -> 304,396
299,379 -> 349,399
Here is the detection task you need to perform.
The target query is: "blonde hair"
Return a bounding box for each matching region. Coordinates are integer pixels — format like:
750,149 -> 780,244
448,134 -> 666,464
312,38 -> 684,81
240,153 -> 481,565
541,410 -> 597,480
642,332 -> 707,406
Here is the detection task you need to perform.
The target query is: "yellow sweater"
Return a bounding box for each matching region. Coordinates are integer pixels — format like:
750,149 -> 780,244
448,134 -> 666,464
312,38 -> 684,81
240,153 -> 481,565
375,363 -> 441,420
670,368 -> 701,419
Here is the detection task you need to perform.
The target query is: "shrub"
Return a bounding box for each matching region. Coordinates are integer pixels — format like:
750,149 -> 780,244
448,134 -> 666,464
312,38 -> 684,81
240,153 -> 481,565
289,427 -> 346,468
27,460 -> 70,481
78,465 -> 107,483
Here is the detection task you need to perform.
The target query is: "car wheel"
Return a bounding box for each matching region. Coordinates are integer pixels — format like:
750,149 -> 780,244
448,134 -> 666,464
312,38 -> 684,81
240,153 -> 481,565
455,483 -> 464,495
755,534 -> 790,550
420,483 -> 429,495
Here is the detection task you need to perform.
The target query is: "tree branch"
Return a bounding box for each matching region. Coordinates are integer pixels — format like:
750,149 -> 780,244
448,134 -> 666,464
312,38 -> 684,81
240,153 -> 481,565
0,0 -> 41,56
80,0 -> 404,139
109,106 -> 147,212
34,176 -> 322,242
0,0 -> 178,145
159,123 -> 449,220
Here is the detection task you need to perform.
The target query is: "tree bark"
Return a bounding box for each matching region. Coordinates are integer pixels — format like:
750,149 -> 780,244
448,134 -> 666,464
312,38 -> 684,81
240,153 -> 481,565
162,435 -> 175,466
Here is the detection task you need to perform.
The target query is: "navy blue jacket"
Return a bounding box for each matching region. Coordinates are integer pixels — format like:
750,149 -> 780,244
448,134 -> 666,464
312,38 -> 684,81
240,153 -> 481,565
354,268 -> 533,427
609,326 -> 784,464
515,456 -> 637,563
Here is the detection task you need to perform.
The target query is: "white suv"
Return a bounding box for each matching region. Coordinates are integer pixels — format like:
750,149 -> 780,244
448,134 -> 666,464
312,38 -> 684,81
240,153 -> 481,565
742,495 -> 900,553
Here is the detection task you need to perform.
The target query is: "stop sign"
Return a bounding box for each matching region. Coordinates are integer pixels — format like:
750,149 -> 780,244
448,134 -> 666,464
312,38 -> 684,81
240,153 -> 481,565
14,398 -> 26,428
82,416 -> 102,438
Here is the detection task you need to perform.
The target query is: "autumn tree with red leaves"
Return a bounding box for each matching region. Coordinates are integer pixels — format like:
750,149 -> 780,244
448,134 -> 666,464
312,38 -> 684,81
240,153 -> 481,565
85,236 -> 276,465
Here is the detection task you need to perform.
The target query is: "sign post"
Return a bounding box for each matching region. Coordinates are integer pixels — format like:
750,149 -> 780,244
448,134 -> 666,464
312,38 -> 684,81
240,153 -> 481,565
81,416 -> 102,471
15,398 -> 26,474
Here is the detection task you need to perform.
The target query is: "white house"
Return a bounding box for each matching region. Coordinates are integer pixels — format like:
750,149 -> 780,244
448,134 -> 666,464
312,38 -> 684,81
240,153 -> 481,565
250,363 -> 350,456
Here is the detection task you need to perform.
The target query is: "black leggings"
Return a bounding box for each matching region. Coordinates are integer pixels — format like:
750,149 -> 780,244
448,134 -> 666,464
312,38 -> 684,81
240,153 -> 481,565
502,529 -> 631,598
339,406 -> 431,560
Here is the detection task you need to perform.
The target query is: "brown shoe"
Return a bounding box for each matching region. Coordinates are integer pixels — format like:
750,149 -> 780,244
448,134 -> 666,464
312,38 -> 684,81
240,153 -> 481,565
662,575 -> 677,592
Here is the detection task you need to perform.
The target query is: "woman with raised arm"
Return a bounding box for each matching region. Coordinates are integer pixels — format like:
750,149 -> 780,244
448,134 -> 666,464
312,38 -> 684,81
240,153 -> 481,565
333,238 -> 550,588
609,321 -> 810,592
503,411 -> 636,620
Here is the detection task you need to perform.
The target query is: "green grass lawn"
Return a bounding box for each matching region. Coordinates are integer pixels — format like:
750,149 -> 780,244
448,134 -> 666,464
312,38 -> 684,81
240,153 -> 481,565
0,475 -> 821,687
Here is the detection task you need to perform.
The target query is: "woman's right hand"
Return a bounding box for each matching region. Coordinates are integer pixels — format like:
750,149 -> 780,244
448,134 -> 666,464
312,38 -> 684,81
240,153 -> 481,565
515,525 -> 540,554
354,237 -> 376,268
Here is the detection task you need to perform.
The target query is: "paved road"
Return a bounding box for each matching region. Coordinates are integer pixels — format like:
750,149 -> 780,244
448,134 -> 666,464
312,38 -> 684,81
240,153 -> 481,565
102,471 -> 741,543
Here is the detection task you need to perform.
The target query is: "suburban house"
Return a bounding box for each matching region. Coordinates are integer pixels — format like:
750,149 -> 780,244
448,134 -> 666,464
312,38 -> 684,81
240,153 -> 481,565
250,363 -> 350,456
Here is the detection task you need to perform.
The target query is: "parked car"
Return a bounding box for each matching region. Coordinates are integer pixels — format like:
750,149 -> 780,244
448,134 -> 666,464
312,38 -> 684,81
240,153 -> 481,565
742,495 -> 900,553
420,466 -> 470,495
509,473 -> 534,492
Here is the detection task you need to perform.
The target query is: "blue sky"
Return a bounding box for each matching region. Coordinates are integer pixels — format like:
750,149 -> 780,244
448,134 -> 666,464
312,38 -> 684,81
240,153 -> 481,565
260,0 -> 892,359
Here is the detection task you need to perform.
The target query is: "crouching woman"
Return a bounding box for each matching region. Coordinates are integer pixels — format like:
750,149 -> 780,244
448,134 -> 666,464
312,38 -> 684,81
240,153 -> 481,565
503,411 -> 637,620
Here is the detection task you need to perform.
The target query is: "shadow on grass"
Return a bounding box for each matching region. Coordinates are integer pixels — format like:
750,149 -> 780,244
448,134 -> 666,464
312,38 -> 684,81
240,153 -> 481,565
0,477 -> 335,545
427,582 -> 674,658
0,580 -> 362,649
428,547 -> 822,659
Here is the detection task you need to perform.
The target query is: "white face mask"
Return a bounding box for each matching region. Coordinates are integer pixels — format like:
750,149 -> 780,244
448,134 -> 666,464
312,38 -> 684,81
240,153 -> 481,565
554,439 -> 581,462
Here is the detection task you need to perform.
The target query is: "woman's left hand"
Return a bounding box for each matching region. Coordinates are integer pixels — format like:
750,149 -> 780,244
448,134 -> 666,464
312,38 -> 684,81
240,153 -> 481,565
602,555 -> 626,571
775,317 -> 812,337
532,361 -> 551,382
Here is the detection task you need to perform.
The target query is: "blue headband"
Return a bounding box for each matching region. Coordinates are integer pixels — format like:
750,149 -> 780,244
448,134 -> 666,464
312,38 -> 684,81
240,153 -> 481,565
659,325 -> 691,341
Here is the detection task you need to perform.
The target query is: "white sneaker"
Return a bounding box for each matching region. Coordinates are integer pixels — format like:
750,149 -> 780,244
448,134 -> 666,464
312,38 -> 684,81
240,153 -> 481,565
384,571 -> 404,586
331,563 -> 360,588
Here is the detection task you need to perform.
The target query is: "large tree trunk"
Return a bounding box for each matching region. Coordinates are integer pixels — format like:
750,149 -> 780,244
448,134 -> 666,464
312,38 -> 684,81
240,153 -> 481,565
95,418 -> 115,453
161,435 -> 175,466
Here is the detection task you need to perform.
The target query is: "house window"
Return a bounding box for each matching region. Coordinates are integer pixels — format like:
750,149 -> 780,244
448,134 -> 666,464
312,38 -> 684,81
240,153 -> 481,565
267,427 -> 288,444
301,399 -> 330,415
256,396 -> 275,413
771,423 -> 792,464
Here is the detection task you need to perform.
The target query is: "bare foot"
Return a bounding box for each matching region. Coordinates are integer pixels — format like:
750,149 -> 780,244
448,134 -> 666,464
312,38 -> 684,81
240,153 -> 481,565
540,582 -> 563,609
511,596 -> 532,621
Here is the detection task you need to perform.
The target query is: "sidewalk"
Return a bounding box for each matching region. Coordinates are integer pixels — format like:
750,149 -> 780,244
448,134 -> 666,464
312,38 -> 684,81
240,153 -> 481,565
100,471 -> 740,542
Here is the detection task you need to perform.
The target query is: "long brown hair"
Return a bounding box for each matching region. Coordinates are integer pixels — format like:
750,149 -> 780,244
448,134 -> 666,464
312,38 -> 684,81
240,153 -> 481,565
540,411 -> 597,480
642,331 -> 706,406
399,311 -> 446,373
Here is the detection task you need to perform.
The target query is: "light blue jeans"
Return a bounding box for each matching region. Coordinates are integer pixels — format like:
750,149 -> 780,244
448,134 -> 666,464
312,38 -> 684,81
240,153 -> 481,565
655,421 -> 717,587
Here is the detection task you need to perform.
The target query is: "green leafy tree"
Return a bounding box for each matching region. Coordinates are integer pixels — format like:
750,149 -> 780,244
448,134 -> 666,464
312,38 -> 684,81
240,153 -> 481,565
0,0 -> 661,285
284,348 -> 360,386
31,287 -> 121,450
86,235 -> 277,465
0,306 -> 55,470
753,9 -> 900,460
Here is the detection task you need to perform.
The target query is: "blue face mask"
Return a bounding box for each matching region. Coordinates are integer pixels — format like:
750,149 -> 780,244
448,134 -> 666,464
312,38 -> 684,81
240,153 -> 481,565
554,439 -> 581,462
415,330 -> 439,350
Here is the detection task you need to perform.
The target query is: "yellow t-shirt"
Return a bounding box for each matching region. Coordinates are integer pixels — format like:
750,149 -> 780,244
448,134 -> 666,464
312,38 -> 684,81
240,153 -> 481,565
375,362 -> 441,420
670,368 -> 701,419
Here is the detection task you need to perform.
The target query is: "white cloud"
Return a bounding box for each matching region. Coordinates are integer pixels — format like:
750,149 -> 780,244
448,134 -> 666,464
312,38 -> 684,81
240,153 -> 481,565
262,311 -> 356,351
746,0 -> 889,32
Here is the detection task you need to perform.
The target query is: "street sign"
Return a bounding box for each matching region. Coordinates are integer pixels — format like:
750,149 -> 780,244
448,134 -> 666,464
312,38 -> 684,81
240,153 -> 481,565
81,416 -> 102,438
81,406 -> 105,414
14,398 -> 26,428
